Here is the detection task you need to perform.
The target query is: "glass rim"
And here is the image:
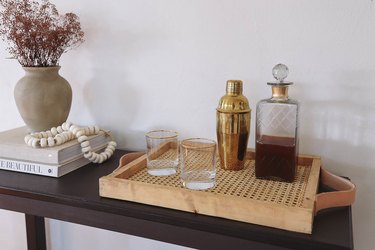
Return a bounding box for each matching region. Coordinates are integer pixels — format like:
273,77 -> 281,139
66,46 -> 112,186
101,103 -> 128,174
145,129 -> 178,139
180,138 -> 216,149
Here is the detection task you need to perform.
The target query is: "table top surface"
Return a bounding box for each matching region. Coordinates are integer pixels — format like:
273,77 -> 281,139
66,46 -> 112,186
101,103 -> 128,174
0,150 -> 353,250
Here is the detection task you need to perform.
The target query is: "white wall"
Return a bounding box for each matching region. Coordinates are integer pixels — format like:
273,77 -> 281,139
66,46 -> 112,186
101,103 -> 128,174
0,0 -> 374,249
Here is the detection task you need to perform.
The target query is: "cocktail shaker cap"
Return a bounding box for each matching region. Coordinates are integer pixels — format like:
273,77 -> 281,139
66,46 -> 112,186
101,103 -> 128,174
217,80 -> 251,113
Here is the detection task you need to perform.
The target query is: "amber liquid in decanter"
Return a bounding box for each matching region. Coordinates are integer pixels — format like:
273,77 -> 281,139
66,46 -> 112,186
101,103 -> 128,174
255,135 -> 297,182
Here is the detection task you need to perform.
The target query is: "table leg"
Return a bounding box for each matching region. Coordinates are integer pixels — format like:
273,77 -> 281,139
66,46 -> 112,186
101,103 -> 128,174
25,214 -> 46,250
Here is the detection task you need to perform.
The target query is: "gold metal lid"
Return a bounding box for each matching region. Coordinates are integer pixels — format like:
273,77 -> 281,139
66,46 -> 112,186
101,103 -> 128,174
217,80 -> 251,113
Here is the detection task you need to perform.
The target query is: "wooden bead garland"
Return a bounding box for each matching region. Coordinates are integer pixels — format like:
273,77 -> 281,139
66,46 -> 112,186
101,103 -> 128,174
24,122 -> 117,164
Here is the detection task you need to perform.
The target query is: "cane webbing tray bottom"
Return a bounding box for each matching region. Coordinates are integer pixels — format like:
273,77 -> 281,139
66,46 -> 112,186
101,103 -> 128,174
129,151 -> 310,208
99,149 -> 321,234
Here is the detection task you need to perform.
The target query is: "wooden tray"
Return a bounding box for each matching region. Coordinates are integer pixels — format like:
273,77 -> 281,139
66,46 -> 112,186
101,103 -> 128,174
99,146 -> 327,234
100,142 -> 356,234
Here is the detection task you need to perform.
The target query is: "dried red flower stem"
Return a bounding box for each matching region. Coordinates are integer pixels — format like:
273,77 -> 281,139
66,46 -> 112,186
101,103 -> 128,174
0,0 -> 84,67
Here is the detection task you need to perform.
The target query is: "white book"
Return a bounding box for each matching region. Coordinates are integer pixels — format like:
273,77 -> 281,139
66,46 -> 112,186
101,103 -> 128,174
0,126 -> 112,165
0,144 -> 108,177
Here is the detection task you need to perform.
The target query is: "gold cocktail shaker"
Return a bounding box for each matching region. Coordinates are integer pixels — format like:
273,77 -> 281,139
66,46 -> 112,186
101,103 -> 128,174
216,80 -> 251,170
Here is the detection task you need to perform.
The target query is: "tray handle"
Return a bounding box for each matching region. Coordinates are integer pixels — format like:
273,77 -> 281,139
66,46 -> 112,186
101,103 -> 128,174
113,152 -> 145,173
119,152 -> 145,166
314,167 -> 356,215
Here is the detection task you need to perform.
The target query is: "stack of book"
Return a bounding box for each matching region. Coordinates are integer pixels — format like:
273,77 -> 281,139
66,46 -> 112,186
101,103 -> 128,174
0,127 -> 112,177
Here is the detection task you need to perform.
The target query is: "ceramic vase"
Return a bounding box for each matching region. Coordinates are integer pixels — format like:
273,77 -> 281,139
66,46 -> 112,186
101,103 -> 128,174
14,66 -> 72,132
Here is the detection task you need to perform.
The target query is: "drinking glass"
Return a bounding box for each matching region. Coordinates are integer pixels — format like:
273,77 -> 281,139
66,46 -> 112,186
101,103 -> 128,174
180,138 -> 216,190
145,130 -> 179,176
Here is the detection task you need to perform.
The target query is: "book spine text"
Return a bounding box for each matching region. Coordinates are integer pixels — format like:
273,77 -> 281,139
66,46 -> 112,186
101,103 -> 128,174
0,159 -> 56,177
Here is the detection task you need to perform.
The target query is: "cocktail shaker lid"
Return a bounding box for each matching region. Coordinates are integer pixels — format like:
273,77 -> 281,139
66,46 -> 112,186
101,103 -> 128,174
217,80 -> 251,113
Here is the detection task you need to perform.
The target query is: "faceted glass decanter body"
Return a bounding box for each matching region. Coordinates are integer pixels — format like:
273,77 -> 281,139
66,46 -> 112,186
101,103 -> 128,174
255,64 -> 299,182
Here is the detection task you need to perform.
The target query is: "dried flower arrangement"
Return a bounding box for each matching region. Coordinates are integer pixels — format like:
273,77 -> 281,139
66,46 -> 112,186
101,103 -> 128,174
0,0 -> 84,67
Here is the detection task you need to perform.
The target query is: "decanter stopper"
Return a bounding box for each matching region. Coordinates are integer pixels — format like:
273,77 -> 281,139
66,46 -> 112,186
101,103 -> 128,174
272,63 -> 289,82
268,63 -> 293,86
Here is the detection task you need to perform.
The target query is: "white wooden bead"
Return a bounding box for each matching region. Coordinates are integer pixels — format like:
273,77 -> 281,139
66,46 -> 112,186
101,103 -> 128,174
109,141 -> 117,147
85,126 -> 91,134
96,154 -> 103,163
69,125 -> 77,132
101,152 -> 109,161
84,151 -> 92,159
78,135 -> 88,143
47,137 -> 55,147
103,150 -> 112,159
72,127 -> 80,135
46,131 -> 53,137
41,132 -> 48,138
66,132 -> 73,141
24,135 -> 32,144
81,141 -> 90,148
92,154 -> 99,163
84,127 -> 90,135
58,133 -> 66,143
94,126 -> 100,134
75,130 -> 85,138
55,136 -> 63,145
26,137 -> 33,146
106,150 -> 113,157
31,138 -> 39,148
105,148 -> 113,154
24,137 -> 31,145
65,132 -> 71,140
81,146 -> 91,153
63,132 -> 69,141
57,126 -> 63,133
51,127 -> 58,136
98,154 -> 105,163
40,138 -> 47,147
94,153 -> 101,162
64,122 -> 72,131
67,132 -> 74,140
107,145 -> 116,152
62,122 -> 68,131
89,153 -> 97,162
64,132 -> 72,141
89,126 -> 95,135
100,152 -> 108,161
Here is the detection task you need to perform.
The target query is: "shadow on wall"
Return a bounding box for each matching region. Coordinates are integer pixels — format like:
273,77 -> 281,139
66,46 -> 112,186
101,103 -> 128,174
77,23 -> 164,150
297,69 -> 375,157
296,69 -> 375,249
81,69 -> 141,150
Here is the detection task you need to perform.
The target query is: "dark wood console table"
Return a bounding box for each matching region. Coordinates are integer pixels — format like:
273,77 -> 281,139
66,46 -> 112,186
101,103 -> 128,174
0,150 -> 353,250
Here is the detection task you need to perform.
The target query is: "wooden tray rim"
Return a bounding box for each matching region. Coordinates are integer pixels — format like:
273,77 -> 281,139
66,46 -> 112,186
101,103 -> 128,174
99,149 -> 321,234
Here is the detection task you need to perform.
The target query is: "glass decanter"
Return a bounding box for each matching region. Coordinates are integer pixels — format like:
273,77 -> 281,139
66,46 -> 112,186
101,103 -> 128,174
255,64 -> 299,182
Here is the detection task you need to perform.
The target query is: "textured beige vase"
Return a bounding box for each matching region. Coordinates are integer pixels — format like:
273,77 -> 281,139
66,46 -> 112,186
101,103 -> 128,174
14,66 -> 72,132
